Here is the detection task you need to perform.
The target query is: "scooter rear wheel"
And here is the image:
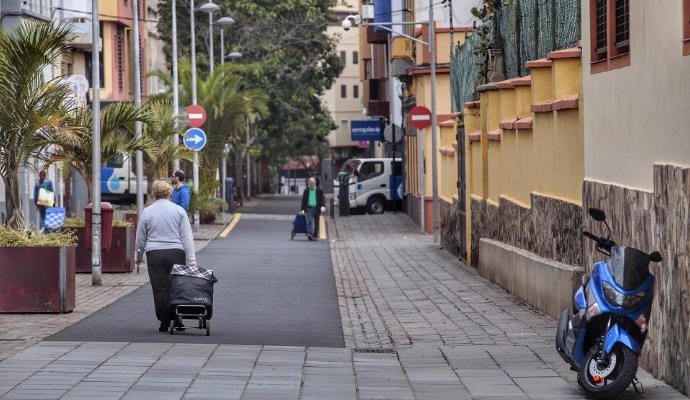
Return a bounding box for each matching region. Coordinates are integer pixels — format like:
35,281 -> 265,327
578,343 -> 638,399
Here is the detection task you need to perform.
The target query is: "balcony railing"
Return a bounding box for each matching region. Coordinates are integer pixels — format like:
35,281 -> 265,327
367,100 -> 389,117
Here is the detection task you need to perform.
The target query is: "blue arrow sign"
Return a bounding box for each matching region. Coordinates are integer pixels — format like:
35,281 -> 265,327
183,128 -> 207,151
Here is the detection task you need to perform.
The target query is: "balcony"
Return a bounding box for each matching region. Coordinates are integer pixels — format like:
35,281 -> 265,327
366,26 -> 388,44
367,100 -> 389,117
66,18 -> 95,50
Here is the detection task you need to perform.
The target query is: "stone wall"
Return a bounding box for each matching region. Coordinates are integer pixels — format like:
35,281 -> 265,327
470,193 -> 583,267
440,199 -> 464,258
583,164 -> 690,395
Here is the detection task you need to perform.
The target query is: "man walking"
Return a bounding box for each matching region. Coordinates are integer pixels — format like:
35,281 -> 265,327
34,170 -> 54,230
300,177 -> 326,241
171,170 -> 191,212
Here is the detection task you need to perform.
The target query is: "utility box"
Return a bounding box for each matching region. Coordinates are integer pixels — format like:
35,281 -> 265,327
338,173 -> 350,217
84,202 -> 114,250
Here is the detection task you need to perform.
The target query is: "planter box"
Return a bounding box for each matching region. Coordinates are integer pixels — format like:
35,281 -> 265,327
74,226 -> 135,273
0,246 -> 76,313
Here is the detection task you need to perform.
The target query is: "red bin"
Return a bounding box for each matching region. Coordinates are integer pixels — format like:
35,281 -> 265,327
84,202 -> 114,250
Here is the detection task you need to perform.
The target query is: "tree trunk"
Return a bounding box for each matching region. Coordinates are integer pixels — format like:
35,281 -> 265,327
3,168 -> 26,230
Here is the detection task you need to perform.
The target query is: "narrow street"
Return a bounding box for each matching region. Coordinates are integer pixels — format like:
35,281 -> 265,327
48,196 -> 343,347
0,196 -> 686,399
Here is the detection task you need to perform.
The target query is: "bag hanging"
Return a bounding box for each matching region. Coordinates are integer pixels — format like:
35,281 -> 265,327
37,187 -> 55,207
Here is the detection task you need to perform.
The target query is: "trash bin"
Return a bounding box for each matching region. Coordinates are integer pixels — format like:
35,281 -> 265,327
84,202 -> 114,250
224,177 -> 235,213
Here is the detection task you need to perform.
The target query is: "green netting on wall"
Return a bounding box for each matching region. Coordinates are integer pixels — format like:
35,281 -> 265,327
451,33 -> 484,112
499,0 -> 580,78
451,0 -> 580,111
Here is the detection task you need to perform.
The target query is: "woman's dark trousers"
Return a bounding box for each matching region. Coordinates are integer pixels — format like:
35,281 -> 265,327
146,249 -> 186,322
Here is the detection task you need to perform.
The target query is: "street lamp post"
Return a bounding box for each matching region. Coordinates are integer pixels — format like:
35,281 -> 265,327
132,0 -> 144,221
172,0 -> 180,171
193,1 -> 220,230
90,0 -> 102,285
216,16 -> 236,207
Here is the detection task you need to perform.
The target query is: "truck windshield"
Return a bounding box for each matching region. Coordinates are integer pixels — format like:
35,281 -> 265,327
339,160 -> 361,176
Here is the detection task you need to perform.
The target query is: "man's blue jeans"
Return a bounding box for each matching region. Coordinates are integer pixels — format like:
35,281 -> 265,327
305,207 -> 320,237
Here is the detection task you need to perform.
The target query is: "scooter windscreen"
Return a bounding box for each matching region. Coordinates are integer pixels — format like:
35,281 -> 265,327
607,246 -> 651,290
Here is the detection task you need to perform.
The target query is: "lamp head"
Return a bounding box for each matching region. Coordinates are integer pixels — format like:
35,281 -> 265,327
216,16 -> 235,27
198,2 -> 220,13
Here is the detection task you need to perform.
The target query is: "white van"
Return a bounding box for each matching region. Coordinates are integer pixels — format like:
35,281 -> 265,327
334,158 -> 402,214
101,154 -> 148,204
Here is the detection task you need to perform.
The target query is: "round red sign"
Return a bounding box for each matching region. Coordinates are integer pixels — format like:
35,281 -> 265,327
408,106 -> 432,130
185,104 -> 207,128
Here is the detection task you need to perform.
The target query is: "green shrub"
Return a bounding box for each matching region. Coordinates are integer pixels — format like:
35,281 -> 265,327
0,227 -> 76,247
189,193 -> 227,224
63,218 -> 132,228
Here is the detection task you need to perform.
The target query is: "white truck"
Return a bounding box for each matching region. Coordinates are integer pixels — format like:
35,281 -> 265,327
333,158 -> 403,214
101,154 -> 148,204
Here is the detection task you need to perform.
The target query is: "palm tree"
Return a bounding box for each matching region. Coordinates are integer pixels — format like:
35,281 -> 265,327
51,102 -> 157,201
150,59 -> 268,190
141,99 -> 193,198
0,21 -> 83,230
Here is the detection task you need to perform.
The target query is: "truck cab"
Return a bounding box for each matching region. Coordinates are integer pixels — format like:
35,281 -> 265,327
334,158 -> 402,214
101,154 -> 148,204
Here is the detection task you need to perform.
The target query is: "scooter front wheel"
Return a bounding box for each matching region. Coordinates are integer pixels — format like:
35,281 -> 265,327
578,343 -> 638,399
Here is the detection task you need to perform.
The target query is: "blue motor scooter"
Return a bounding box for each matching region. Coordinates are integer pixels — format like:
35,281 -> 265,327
556,208 -> 663,399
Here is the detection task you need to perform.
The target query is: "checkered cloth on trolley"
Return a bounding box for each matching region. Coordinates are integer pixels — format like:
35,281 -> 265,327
171,264 -> 215,281
44,207 -> 66,230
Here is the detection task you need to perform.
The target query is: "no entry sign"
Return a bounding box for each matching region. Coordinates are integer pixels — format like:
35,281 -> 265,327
186,104 -> 207,128
408,106 -> 432,129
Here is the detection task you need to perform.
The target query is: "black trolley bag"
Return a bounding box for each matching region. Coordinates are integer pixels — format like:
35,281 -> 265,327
168,264 -> 218,336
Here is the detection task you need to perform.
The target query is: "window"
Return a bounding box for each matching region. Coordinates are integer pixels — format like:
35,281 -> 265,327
340,51 -> 347,66
353,85 -> 359,98
353,51 -> 359,64
106,154 -> 124,168
364,59 -> 372,79
358,162 -> 384,181
340,85 -> 347,98
590,0 -> 630,73
683,0 -> 690,56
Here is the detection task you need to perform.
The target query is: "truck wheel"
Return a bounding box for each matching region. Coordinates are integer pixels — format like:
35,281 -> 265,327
367,197 -> 385,215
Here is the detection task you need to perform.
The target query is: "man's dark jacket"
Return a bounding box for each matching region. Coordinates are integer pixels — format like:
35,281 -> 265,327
301,187 -> 325,211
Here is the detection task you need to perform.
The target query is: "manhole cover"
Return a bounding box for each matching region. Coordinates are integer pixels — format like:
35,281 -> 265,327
354,348 -> 396,353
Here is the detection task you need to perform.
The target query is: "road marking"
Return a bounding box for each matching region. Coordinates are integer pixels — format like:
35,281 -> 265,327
219,213 -> 242,238
319,216 -> 327,239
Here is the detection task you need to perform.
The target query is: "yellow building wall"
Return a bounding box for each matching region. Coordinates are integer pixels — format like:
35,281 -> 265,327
101,23 -> 114,101
465,51 -> 584,259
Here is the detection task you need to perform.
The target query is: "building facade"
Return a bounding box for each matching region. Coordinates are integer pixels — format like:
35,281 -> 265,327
324,0 -> 367,172
581,0 -> 690,394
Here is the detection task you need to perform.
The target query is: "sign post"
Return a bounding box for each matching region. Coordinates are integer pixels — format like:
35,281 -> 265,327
185,105 -> 207,231
408,106 -> 431,234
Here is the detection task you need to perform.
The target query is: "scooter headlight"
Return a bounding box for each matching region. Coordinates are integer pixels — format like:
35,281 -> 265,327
603,281 -> 648,309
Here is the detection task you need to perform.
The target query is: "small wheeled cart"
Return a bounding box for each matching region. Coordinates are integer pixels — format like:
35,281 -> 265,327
291,212 -> 310,240
168,264 -> 217,336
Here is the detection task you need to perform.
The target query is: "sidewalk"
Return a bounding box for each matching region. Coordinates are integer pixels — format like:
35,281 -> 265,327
327,213 -> 686,398
0,213 -> 234,363
0,210 -> 686,399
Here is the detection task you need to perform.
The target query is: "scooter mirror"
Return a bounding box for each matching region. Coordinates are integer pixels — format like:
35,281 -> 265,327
649,251 -> 663,263
589,208 -> 607,222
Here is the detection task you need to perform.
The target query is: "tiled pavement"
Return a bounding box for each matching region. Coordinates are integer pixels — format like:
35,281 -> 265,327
0,213 -> 233,363
0,210 -> 687,399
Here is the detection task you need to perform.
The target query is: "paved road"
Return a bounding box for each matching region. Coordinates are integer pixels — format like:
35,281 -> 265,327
240,195 -> 303,215
48,197 -> 344,347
